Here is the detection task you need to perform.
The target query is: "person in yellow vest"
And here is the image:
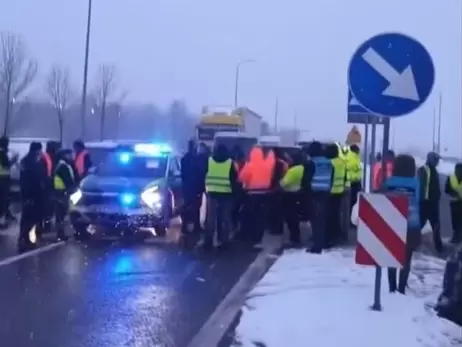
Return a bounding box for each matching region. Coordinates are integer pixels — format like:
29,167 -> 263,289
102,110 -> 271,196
418,151 -> 444,253
280,150 -> 313,247
325,143 -> 346,248
346,145 -> 362,219
53,149 -> 77,241
445,163 -> 462,244
204,143 -> 238,250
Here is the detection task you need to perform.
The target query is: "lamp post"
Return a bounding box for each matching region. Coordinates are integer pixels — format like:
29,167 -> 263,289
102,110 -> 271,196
80,0 -> 93,139
234,59 -> 255,107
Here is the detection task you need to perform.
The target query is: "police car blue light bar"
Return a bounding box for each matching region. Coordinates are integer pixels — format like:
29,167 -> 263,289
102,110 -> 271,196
118,152 -> 133,164
133,143 -> 171,156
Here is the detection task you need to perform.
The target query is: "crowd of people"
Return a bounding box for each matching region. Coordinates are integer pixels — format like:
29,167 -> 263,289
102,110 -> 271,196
179,139 -> 362,252
0,134 -> 459,326
0,136 -> 92,251
181,140 -> 461,326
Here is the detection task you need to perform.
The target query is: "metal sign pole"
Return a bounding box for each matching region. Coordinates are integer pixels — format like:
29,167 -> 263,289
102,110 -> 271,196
371,116 -> 390,312
362,118 -> 369,189
369,118 -> 377,192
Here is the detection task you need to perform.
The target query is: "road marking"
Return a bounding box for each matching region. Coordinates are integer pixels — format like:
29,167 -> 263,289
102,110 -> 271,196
187,236 -> 282,347
0,242 -> 65,267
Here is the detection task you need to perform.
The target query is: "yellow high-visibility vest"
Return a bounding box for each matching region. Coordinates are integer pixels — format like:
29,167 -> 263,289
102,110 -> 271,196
280,165 -> 304,192
449,174 -> 462,199
205,158 -> 232,193
54,161 -> 74,190
331,157 -> 346,194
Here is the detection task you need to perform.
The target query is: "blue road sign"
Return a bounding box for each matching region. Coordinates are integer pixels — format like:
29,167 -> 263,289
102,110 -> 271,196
347,89 -> 385,124
348,33 -> 434,117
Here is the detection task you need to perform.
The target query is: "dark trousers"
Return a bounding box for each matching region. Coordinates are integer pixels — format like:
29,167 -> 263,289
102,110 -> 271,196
18,199 -> 42,248
241,193 -> 268,244
43,182 -> 55,232
283,193 -> 301,244
419,200 -> 443,251
349,181 -> 362,219
325,194 -> 343,246
310,191 -> 330,251
205,195 -> 233,246
54,191 -> 69,238
232,191 -> 244,231
181,193 -> 202,234
388,230 -> 421,293
449,200 -> 462,243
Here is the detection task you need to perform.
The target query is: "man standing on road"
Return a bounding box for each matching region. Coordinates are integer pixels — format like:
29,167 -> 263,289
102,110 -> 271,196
18,142 -> 47,252
53,149 -> 76,242
325,144 -> 346,248
384,154 -> 421,294
204,143 -> 237,250
280,150 -> 313,248
239,146 -> 275,247
181,140 -> 206,239
445,163 -> 462,244
42,141 -> 61,233
306,141 -> 332,253
418,151 -> 444,253
73,140 -> 92,183
346,144 -> 362,220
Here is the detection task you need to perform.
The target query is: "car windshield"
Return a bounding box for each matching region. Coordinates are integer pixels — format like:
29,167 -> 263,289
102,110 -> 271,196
87,147 -> 115,166
96,152 -> 168,178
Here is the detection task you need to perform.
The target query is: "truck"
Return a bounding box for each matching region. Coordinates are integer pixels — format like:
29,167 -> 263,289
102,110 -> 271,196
196,106 -> 262,147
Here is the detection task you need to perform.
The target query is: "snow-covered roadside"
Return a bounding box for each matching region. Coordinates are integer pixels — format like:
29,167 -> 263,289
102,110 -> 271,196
232,249 -> 460,347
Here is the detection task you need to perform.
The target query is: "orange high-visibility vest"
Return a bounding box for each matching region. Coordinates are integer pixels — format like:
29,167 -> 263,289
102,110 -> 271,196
372,161 -> 393,191
74,150 -> 89,177
239,147 -> 275,190
42,152 -> 52,177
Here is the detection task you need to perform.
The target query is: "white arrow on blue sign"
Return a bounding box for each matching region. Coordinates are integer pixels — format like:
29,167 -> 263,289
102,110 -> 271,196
348,32 -> 435,118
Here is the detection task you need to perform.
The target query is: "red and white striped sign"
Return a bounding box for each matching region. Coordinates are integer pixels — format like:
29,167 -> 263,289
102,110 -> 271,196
355,193 -> 409,268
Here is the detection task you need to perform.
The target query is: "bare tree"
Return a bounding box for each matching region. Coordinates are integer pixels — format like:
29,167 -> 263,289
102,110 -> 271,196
94,64 -> 118,141
46,65 -> 72,142
0,32 -> 38,135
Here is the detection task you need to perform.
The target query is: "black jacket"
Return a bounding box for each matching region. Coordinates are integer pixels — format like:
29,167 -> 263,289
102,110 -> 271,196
301,160 -> 315,193
20,153 -> 47,200
418,164 -> 440,202
181,152 -> 207,197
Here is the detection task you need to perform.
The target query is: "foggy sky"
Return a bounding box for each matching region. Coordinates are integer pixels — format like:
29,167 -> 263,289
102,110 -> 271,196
1,0 -> 461,154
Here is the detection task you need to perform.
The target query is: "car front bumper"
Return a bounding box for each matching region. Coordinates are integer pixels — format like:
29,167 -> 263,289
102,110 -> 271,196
70,204 -> 163,233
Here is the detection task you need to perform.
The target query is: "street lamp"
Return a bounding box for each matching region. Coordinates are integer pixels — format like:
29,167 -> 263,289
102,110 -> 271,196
80,0 -> 93,139
234,59 -> 255,107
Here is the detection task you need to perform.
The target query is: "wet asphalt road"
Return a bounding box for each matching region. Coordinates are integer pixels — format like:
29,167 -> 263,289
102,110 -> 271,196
0,226 -> 259,347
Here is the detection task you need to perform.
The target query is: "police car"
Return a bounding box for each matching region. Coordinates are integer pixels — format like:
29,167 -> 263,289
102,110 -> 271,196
69,142 -> 182,240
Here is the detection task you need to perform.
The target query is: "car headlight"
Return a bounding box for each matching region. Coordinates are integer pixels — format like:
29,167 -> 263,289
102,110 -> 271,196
70,189 -> 83,205
141,186 -> 162,209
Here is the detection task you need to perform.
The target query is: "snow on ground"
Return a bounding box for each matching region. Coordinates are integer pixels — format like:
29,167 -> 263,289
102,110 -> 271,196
233,249 -> 460,347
